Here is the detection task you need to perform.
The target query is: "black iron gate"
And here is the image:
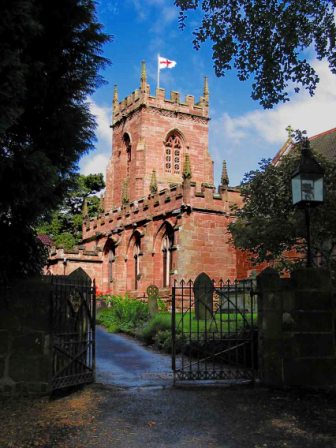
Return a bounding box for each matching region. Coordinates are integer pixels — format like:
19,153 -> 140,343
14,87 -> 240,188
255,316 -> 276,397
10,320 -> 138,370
51,271 -> 96,391
172,273 -> 257,382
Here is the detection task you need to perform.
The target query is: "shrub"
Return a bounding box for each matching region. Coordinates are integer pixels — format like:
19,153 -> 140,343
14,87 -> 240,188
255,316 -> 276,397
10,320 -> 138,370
141,313 -> 171,345
157,297 -> 168,312
152,328 -> 185,353
153,329 -> 172,352
97,294 -> 149,333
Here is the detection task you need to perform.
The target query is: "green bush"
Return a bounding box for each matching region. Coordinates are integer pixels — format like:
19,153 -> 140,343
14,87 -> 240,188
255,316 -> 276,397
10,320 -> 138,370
153,329 -> 172,352
97,294 -> 149,333
157,297 -> 168,312
141,313 -> 171,345
152,328 -> 184,353
98,304 -> 183,355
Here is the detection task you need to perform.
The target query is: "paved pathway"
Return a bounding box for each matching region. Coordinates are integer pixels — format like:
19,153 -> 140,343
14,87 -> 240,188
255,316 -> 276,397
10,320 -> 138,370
95,326 -> 173,387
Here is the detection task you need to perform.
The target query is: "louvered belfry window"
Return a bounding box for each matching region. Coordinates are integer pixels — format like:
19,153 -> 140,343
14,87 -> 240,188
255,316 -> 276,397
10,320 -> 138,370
123,133 -> 131,176
165,133 -> 182,174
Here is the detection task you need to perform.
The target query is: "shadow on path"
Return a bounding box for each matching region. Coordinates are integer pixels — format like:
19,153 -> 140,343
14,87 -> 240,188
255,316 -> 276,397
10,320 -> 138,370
96,326 -> 173,387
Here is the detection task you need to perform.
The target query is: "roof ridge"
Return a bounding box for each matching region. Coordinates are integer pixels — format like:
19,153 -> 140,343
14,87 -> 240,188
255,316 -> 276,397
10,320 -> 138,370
309,127 -> 336,141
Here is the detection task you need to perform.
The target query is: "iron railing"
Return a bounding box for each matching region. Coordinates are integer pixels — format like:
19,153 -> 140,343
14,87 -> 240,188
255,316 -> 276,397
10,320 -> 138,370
50,276 -> 96,390
172,278 -> 257,382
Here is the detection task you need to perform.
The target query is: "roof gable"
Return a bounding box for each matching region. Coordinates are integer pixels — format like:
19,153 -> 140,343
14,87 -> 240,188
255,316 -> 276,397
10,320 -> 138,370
273,128 -> 336,165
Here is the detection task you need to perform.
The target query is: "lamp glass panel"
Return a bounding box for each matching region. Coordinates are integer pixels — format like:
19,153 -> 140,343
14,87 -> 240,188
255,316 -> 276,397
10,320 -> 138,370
301,178 -> 315,201
291,175 -> 301,205
314,177 -> 324,202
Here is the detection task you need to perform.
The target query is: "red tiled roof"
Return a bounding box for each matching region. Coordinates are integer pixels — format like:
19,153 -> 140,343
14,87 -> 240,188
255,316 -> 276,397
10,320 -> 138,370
37,234 -> 53,247
273,127 -> 336,165
309,127 -> 336,161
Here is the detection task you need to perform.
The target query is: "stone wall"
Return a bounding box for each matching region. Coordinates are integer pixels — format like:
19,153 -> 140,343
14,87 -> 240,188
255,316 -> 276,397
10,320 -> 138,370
49,178 -> 259,297
106,72 -> 212,208
257,268 -> 336,388
0,278 -> 52,395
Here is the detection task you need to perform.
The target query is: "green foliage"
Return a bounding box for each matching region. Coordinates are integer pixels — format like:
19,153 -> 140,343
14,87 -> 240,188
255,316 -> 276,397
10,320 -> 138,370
157,297 -> 168,312
37,173 -> 105,248
63,173 -> 105,216
229,137 -> 336,273
175,0 -> 336,108
97,295 -> 149,333
0,1 -> 110,278
153,329 -> 174,353
140,313 -> 183,354
141,314 -> 172,345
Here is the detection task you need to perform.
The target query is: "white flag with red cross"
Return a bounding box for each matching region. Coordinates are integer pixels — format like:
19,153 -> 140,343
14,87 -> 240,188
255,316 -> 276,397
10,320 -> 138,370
158,56 -> 177,70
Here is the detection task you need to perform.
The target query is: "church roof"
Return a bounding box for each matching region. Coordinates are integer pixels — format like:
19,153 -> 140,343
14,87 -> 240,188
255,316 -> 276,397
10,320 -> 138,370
309,128 -> 336,160
272,127 -> 336,165
37,234 -> 53,247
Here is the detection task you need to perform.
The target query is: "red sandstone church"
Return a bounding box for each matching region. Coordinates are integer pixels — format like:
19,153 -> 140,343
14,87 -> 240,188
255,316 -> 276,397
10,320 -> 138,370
48,62 -> 257,296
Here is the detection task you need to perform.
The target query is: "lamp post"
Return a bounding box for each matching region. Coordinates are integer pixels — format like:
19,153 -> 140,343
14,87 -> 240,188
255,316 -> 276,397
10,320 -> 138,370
291,138 -> 324,267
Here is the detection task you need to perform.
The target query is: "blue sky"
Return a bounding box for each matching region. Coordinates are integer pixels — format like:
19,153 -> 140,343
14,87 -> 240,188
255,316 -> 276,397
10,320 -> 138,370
80,0 -> 336,187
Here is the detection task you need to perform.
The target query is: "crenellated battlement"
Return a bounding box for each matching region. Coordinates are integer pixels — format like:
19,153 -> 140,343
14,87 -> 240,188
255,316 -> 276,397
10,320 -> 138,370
82,180 -> 240,242
112,61 -> 209,126
47,62 -> 254,295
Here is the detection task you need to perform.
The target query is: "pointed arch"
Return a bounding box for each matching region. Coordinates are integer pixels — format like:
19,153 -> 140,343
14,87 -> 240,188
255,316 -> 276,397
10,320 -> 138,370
126,229 -> 144,257
153,221 -> 176,288
123,132 -> 132,176
164,129 -> 185,175
165,128 -> 186,144
126,230 -> 143,290
153,220 -> 175,253
103,238 -> 116,285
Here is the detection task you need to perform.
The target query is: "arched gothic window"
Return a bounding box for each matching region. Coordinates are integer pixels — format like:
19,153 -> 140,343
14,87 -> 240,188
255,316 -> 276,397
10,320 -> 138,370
162,229 -> 174,287
108,246 -> 115,284
104,241 -> 116,284
133,233 -> 141,290
123,133 -> 132,176
164,133 -> 182,174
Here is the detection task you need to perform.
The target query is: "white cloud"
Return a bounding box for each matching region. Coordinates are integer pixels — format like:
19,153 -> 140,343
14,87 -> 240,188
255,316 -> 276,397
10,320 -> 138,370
150,6 -> 178,33
81,153 -> 110,177
79,100 -> 112,178
81,61 -> 336,188
98,0 -> 119,15
89,100 -> 111,145
130,0 -> 178,33
210,60 -> 336,186
130,0 -> 174,20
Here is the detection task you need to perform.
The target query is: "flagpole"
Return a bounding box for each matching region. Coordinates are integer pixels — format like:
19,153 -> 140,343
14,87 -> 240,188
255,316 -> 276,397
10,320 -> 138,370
157,54 -> 160,90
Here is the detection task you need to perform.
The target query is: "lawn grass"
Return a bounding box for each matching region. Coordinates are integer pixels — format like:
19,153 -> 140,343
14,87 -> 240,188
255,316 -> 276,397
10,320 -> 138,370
97,304 -> 257,354
140,310 -> 256,336
97,307 -> 256,334
175,311 -> 256,334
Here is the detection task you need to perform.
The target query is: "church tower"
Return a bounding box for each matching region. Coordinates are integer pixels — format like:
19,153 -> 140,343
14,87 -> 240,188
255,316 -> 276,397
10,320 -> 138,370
49,60 -> 261,294
104,61 -> 214,211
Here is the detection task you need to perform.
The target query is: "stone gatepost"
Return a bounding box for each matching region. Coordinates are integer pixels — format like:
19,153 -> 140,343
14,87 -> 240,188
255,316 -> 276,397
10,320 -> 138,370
0,278 -> 52,395
257,267 -> 336,388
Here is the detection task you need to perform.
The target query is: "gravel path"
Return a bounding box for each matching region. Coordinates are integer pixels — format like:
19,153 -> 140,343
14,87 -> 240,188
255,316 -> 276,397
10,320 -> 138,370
0,327 -> 335,448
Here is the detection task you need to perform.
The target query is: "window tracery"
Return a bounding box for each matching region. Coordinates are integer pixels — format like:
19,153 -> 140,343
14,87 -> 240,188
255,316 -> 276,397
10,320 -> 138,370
165,133 -> 182,174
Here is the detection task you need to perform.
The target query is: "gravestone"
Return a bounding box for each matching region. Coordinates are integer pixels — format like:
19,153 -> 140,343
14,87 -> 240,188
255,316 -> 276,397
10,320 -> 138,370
67,268 -> 92,312
68,267 -> 91,283
146,284 -> 159,316
193,273 -> 214,320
